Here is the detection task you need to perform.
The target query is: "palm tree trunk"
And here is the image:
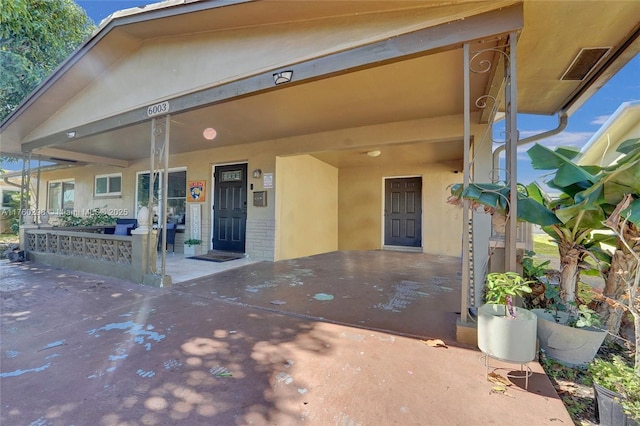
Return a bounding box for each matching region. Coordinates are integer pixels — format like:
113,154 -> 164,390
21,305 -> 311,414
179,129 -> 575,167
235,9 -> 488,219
559,242 -> 580,303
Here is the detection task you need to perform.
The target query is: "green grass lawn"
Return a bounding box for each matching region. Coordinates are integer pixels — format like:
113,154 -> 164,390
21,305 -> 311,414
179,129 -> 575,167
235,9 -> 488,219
533,234 -> 558,257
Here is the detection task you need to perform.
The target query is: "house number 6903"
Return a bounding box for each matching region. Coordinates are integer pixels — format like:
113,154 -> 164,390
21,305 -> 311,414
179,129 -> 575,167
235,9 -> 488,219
147,101 -> 169,117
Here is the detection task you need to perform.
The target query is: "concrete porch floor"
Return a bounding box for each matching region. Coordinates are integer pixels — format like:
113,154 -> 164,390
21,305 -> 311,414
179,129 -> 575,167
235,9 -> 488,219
0,251 -> 573,425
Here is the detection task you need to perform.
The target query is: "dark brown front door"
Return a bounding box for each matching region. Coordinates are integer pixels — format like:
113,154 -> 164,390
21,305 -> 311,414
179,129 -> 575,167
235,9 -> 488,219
213,164 -> 247,252
384,177 -> 422,247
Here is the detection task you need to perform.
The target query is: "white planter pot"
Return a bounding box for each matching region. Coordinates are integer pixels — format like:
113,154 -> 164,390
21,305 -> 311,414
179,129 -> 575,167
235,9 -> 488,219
184,245 -> 196,256
532,309 -> 607,367
477,303 -> 538,363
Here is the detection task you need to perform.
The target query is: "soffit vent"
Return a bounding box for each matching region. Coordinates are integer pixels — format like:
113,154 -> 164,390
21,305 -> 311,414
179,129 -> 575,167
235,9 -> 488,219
561,47 -> 611,81
48,157 -> 78,163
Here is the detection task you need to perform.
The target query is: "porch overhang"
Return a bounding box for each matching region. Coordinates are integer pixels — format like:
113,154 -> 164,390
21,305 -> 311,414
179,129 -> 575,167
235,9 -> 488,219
9,4 -> 523,168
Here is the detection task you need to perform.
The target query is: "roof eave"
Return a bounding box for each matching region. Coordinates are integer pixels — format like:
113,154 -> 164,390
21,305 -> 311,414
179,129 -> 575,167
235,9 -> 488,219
0,0 -> 249,131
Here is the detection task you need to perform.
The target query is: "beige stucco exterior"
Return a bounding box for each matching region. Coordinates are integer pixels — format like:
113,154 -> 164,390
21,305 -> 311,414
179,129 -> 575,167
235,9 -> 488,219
26,3 -> 505,142
2,0 -> 639,296
338,161 -> 463,257
275,155 -> 338,260
34,127 -> 468,261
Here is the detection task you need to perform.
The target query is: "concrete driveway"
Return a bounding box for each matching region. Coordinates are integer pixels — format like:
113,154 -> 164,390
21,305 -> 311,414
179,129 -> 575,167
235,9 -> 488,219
0,253 -> 573,425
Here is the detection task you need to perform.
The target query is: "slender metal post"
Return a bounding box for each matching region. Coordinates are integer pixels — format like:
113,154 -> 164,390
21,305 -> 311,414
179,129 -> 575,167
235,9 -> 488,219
20,154 -> 27,224
149,118 -> 157,274
35,159 -> 41,221
504,32 -> 518,272
160,115 -> 170,280
461,43 -> 471,323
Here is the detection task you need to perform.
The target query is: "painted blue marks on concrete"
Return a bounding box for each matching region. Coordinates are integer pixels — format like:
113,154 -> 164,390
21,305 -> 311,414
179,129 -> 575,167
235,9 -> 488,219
0,363 -> 51,378
119,312 -> 134,317
374,280 -> 431,313
108,354 -> 128,361
84,321 -> 167,380
163,359 -> 183,370
42,340 -> 65,350
29,417 -> 50,426
313,293 -> 334,301
87,371 -> 105,379
5,349 -> 20,358
45,353 -> 60,360
275,372 -> 293,384
246,281 -> 279,293
210,365 -> 232,377
87,321 -> 166,348
137,369 -> 155,378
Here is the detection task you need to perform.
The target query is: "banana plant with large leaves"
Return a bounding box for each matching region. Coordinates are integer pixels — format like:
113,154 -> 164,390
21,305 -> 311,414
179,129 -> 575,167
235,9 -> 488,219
528,137 -> 640,334
449,138 -> 640,306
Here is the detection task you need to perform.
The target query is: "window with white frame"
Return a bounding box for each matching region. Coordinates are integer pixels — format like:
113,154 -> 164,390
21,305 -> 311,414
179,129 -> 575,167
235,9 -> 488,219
95,173 -> 122,196
48,180 -> 75,213
136,169 -> 186,223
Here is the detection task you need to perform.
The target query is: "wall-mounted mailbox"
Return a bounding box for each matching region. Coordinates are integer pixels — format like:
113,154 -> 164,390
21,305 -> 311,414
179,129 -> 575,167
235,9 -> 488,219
253,191 -> 267,207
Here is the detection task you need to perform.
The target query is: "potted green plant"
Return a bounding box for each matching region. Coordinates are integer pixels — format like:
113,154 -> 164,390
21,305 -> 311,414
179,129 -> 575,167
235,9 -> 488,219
183,238 -> 201,256
533,307 -> 606,367
477,272 -> 537,364
531,282 -> 607,367
590,356 -> 640,426
449,139 -> 640,312
450,140 -> 640,367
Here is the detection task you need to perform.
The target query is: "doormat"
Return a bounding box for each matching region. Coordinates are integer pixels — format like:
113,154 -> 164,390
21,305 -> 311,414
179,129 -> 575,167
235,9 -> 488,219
187,253 -> 244,263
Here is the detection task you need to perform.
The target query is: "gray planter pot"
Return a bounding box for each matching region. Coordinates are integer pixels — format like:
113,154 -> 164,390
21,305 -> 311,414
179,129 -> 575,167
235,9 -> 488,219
477,303 -> 537,363
532,309 -> 606,367
594,382 -> 639,426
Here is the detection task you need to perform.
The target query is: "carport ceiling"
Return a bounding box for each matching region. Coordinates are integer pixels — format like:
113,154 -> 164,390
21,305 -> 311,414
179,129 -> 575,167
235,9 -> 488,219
310,139 -> 463,169
38,47 -> 486,162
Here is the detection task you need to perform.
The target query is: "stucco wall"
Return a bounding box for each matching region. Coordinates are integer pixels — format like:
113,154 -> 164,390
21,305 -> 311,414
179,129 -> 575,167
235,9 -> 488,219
275,155 -> 338,261
30,7 -> 474,138
338,161 -> 463,257
35,142 -> 279,259
35,135 -> 464,260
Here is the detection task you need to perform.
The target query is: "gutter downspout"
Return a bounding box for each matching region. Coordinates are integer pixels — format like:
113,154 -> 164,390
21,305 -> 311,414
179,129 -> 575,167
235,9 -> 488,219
3,177 -> 23,188
492,110 -> 569,177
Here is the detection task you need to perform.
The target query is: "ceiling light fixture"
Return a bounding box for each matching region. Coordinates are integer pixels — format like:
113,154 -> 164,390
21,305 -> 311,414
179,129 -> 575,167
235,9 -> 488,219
273,70 -> 293,85
203,127 -> 217,140
367,150 -> 381,157
67,131 -> 77,139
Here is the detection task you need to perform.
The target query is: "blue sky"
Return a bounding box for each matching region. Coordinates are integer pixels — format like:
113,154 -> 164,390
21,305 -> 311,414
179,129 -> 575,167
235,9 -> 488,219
67,2 -> 633,184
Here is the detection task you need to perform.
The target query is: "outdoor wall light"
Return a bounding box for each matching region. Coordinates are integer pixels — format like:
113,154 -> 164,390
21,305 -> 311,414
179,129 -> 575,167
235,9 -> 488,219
252,169 -> 262,178
67,131 -> 77,139
366,150 -> 381,157
273,70 -> 293,85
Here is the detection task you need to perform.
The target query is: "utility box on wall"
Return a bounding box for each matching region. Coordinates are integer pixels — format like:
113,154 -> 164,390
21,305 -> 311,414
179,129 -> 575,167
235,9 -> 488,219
253,191 -> 267,207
